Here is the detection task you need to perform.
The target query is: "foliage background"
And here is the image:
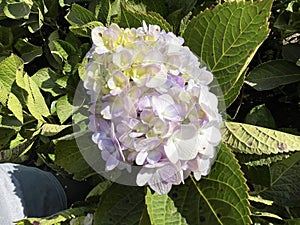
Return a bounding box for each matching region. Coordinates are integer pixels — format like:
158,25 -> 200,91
0,0 -> 299,224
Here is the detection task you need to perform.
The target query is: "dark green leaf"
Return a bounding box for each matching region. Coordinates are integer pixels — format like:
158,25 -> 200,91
169,144 -> 251,225
65,3 -> 96,26
14,39 -> 43,63
94,183 -> 145,225
261,152 -> 300,207
246,60 -> 300,91
54,137 -> 96,181
245,104 -> 276,129
3,1 -> 32,19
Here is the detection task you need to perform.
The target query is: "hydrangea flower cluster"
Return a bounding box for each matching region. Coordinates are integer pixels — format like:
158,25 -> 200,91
84,22 -> 222,194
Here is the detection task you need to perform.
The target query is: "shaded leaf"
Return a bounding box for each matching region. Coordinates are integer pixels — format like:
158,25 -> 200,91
169,144 -> 251,225
54,137 -> 95,181
14,39 -> 43,63
183,0 -> 273,106
261,152 -> 300,207
65,3 -> 96,26
3,1 -> 32,19
31,67 -> 66,97
85,180 -> 112,201
245,104 -> 276,129
146,188 -> 188,225
94,183 -> 145,225
282,44 -> 300,63
246,60 -> 300,91
223,121 -> 300,155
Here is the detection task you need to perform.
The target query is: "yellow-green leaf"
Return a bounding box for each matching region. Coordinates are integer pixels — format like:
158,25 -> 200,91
223,122 -> 300,155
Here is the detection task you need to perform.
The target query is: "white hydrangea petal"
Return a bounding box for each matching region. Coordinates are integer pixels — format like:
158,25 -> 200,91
136,167 -> 154,186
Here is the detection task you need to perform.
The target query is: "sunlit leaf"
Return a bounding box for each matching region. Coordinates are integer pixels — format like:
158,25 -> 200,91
16,206 -> 94,225
119,1 -> 172,32
146,188 -> 188,225
223,121 -> 300,155
183,0 -> 273,106
41,124 -> 71,136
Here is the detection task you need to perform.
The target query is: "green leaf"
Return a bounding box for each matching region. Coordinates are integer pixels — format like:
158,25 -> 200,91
7,92 -> 23,123
0,131 -> 38,162
0,54 -> 23,105
65,3 -> 96,26
54,137 -> 95,181
56,94 -> 74,124
236,152 -> 291,166
119,1 -> 172,32
69,21 -> 103,37
14,38 -> 43,63
16,73 -> 50,122
182,0 -> 273,106
31,67 -> 66,97
245,104 -> 276,129
223,121 -> 300,155
285,218 -> 300,225
146,188 -> 188,225
282,44 -> 300,63
169,144 -> 251,225
94,183 -> 145,225
259,152 -> 300,207
16,206 -> 94,225
0,126 -> 18,150
41,124 -> 71,136
245,60 -> 300,91
4,1 -> 32,19
86,180 -> 112,201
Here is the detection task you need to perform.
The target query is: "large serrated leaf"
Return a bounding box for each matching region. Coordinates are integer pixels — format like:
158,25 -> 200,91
94,184 -> 145,225
118,2 -> 172,32
223,122 -> 300,155
245,59 -> 300,91
169,144 -> 251,225
182,0 -> 273,106
146,188 -> 188,225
